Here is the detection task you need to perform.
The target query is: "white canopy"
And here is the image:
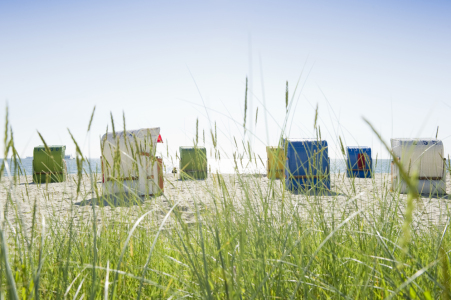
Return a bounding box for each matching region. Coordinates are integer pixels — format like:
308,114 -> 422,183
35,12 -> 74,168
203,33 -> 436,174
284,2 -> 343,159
101,127 -> 162,196
391,138 -> 444,178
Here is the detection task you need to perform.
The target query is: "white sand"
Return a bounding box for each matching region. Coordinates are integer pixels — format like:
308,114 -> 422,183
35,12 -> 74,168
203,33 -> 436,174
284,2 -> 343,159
1,173 -> 450,232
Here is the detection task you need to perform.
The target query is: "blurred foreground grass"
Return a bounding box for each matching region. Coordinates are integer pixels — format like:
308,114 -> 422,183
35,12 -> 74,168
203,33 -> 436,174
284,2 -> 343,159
0,107 -> 451,300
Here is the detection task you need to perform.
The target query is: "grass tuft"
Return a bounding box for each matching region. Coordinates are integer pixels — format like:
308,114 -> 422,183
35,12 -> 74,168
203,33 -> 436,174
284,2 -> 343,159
0,98 -> 449,299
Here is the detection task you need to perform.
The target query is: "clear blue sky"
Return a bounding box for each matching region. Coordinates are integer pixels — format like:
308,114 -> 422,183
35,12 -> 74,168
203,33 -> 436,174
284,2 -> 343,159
1,0 -> 450,160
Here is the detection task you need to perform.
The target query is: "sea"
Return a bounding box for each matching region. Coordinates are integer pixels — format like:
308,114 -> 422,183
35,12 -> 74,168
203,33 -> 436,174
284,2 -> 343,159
1,157 -> 392,177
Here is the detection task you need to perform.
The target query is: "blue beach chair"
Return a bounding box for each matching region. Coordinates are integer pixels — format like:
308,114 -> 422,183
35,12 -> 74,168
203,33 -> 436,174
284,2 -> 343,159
346,147 -> 372,178
284,139 -> 330,192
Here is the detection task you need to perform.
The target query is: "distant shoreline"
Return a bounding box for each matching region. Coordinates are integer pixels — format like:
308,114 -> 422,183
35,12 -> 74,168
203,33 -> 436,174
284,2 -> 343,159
1,158 -> 393,176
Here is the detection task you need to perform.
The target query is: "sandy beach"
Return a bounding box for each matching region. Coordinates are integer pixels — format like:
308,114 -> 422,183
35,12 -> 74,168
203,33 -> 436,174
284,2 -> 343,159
1,173 -> 450,232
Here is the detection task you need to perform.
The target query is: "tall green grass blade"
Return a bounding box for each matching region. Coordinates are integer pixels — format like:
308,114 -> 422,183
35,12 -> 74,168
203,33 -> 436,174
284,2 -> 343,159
136,200 -> 181,300
285,81 -> 288,113
243,77 -> 248,134
440,247 -> 451,300
87,106 -> 96,132
110,112 -> 116,139
110,209 -> 156,299
0,228 -> 19,300
291,207 -> 364,299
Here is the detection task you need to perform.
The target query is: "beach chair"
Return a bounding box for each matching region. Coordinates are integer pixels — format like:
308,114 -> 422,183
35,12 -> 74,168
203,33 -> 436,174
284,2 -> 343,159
32,145 -> 67,183
266,146 -> 285,179
284,139 -> 330,192
101,128 -> 164,196
179,146 -> 208,180
346,147 -> 372,178
391,138 -> 446,195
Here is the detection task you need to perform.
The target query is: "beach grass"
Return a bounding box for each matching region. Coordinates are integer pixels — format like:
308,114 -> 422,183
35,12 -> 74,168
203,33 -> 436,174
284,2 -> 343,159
0,104 -> 450,300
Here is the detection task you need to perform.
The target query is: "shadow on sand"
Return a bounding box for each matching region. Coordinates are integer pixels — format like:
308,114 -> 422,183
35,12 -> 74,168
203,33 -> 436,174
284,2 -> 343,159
419,193 -> 449,200
289,189 -> 344,196
75,193 -> 150,207
176,178 -> 208,182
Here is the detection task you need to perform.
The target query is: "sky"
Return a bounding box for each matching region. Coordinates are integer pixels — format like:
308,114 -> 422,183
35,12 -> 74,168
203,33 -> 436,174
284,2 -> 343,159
1,0 -> 450,161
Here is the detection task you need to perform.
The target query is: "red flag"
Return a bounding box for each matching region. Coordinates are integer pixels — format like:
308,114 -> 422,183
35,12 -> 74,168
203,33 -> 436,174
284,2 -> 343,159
157,134 -> 163,143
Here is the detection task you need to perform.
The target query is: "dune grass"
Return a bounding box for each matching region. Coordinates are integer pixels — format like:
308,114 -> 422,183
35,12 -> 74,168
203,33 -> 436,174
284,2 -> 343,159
0,103 -> 450,300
